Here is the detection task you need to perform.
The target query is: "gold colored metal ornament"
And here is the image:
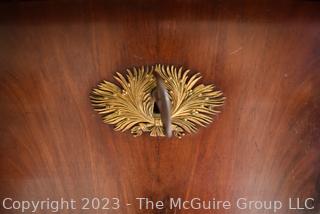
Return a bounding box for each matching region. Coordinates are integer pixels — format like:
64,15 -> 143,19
90,64 -> 225,138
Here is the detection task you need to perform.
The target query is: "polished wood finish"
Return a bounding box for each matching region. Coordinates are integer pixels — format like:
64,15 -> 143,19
0,1 -> 319,213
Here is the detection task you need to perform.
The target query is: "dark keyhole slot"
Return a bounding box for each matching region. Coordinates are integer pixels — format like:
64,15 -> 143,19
153,102 -> 160,114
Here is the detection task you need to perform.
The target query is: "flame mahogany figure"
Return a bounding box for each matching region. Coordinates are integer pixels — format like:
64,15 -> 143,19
0,1 -> 319,213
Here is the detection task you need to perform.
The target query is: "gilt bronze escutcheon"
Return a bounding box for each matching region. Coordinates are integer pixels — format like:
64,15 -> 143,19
90,64 -> 225,138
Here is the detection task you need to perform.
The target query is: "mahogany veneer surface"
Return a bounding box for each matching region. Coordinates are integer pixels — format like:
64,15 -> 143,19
0,1 -> 319,213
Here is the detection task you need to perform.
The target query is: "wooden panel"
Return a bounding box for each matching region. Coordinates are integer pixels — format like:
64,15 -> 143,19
0,1 -> 319,213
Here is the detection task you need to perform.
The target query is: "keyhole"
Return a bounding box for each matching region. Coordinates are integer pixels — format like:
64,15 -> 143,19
153,102 -> 160,114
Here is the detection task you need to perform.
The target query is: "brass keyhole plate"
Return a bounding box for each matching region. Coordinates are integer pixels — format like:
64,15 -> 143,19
90,64 -> 225,138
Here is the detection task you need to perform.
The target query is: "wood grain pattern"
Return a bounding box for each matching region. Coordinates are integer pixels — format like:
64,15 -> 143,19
0,1 -> 319,213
